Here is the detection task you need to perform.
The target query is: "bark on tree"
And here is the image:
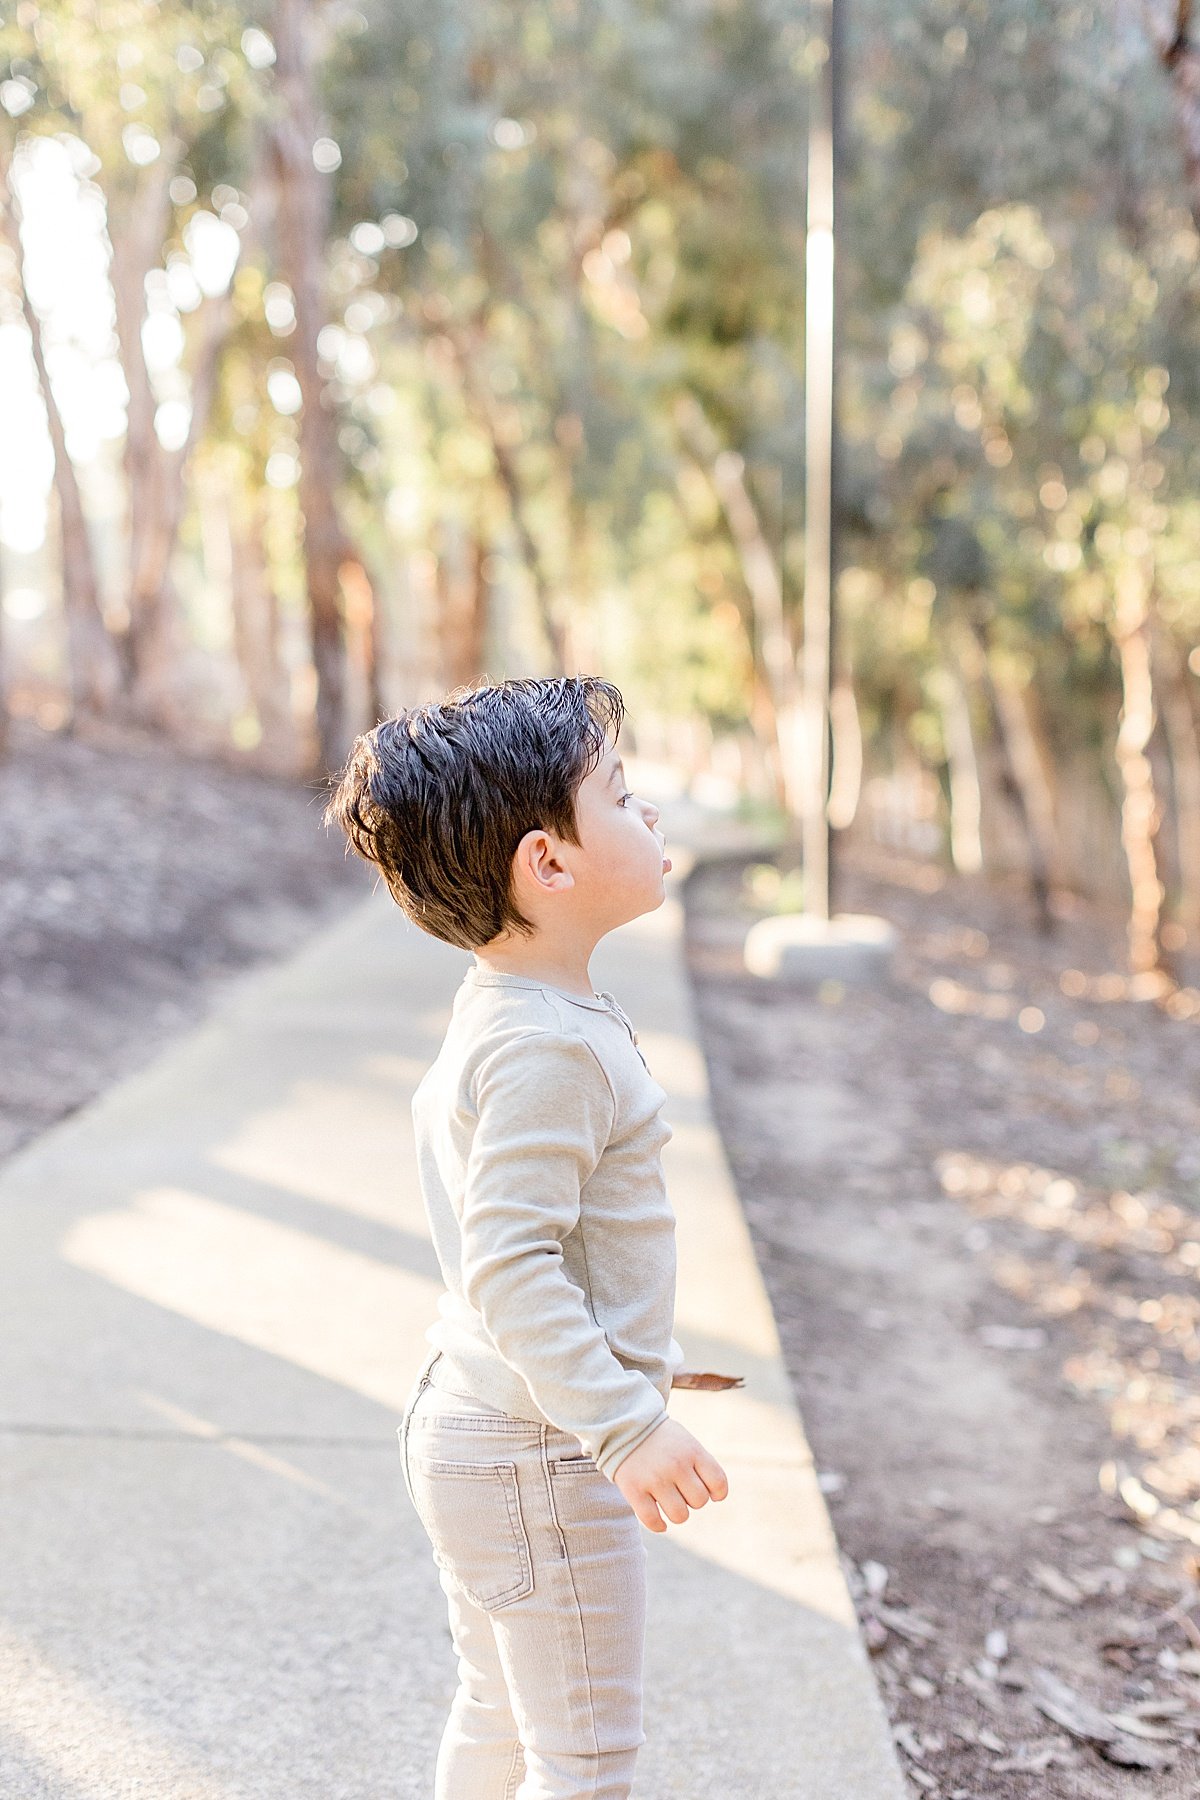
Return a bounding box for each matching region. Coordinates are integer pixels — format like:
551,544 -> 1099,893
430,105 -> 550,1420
221,476 -> 297,769
269,0 -> 370,773
827,672 -> 864,833
931,631 -> 984,875
0,535 -> 8,756
106,135 -> 239,733
672,391 -> 797,815
1142,0 -> 1200,234
1154,619 -> 1200,929
0,135 -> 121,725
433,515 -> 489,692
958,601 -> 1057,933
340,551 -> 386,730
436,320 -> 568,675
107,143 -> 182,720
1110,556 -> 1176,979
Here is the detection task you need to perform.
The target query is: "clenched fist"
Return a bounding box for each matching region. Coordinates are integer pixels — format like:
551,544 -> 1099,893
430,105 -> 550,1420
611,1416 -> 729,1532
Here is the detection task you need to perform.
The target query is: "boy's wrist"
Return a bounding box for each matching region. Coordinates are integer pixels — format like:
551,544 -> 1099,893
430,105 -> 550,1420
597,1401 -> 670,1483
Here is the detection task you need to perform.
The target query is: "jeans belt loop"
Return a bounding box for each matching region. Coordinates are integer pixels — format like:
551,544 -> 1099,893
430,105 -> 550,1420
400,1349 -> 441,1492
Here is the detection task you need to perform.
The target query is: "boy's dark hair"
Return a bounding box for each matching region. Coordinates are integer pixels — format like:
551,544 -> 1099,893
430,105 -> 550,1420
322,674 -> 625,950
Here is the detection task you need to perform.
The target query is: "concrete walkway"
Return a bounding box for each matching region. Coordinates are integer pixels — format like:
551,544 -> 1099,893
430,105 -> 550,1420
0,838 -> 907,1798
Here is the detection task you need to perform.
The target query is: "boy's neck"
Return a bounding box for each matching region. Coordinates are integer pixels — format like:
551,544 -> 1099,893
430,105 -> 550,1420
471,939 -> 598,1000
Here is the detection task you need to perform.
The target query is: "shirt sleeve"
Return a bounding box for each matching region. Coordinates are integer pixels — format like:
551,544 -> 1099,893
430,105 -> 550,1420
460,1028 -> 669,1481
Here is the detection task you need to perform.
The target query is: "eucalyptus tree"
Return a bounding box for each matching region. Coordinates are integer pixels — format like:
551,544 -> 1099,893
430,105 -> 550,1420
323,0 -> 812,774
0,0 -> 259,732
846,0 -> 1200,970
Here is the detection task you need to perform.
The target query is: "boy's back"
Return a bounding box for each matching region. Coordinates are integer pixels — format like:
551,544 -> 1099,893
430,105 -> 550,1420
413,963 -> 686,1482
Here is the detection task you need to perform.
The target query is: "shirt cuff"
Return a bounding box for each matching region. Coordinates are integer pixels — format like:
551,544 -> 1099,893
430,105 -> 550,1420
595,1394 -> 670,1483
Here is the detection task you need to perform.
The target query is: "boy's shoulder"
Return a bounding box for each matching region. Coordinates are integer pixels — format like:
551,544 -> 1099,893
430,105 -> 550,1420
413,969 -> 666,1143
454,975 -> 608,1062
448,969 -> 650,1100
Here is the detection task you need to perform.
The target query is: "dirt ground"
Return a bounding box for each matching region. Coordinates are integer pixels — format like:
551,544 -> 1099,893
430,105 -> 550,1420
0,716 -> 371,1166
682,840 -> 1200,1798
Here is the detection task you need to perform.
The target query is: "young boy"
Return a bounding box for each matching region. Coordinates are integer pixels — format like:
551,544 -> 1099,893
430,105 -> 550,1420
323,673 -> 730,1800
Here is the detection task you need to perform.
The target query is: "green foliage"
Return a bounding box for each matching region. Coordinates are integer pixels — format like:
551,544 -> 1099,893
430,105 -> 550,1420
5,0 -> 1200,884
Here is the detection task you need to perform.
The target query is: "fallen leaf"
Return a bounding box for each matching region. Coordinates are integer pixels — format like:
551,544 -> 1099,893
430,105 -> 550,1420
991,1744 -> 1078,1773
875,1601 -> 939,1643
1117,1474 -> 1161,1521
1100,1735 -> 1176,1770
1121,1697 -> 1189,1721
996,1668 -> 1030,1690
1100,1616 -> 1159,1649
1072,1565 -> 1125,1597
1030,1563 -> 1083,1604
892,1721 -> 925,1761
1028,1666 -> 1117,1743
956,1666 -> 1006,1714
1105,1712 -> 1180,1741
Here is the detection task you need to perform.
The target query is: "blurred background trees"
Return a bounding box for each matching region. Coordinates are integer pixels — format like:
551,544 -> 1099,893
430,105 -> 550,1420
1,0 -> 1199,973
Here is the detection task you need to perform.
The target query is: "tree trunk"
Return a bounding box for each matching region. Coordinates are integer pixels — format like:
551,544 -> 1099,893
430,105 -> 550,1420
1154,618 -> 1200,929
959,603 -> 1056,932
106,143 -> 182,718
436,322 -> 568,675
269,0 -> 362,773
225,480 -> 297,768
340,550 -> 386,730
433,515 -> 489,693
106,128 -> 239,735
0,136 -> 120,725
0,535 -> 8,756
931,634 -> 984,874
1110,557 -> 1175,980
827,671 -> 864,833
1142,0 -> 1200,235
671,391 -> 797,816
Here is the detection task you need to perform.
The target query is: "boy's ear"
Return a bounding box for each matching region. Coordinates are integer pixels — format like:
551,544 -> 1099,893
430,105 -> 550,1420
512,828 -> 575,895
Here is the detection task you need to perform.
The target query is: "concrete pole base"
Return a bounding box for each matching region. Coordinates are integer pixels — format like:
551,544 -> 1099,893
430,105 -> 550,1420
743,911 -> 898,984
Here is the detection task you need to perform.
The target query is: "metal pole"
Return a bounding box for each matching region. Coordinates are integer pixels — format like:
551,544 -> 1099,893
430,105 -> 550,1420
802,0 -> 842,919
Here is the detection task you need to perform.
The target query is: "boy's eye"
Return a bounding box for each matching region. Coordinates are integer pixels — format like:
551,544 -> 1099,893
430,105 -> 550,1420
618,790 -> 633,807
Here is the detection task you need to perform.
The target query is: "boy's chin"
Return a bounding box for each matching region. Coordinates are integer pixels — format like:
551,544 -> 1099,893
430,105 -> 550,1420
598,889 -> 663,934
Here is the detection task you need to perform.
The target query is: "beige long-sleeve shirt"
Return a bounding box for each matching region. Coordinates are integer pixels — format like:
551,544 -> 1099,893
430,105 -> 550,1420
411,962 -> 685,1481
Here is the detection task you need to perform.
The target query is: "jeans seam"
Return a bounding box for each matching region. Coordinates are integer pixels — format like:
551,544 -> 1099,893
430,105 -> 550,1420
488,1464 -> 534,1608
539,1425 -> 601,1766
502,1737 -> 524,1800
399,1373 -> 428,1505
410,1416 -> 540,1434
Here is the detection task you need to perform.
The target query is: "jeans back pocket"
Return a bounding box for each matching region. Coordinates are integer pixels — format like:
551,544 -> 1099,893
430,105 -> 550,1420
408,1455 -> 534,1611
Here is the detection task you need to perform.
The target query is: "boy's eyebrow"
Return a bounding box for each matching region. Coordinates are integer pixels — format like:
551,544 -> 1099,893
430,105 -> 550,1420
607,759 -> 625,786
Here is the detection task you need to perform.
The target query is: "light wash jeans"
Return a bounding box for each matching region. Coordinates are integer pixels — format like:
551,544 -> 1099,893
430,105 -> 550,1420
398,1349 -> 647,1800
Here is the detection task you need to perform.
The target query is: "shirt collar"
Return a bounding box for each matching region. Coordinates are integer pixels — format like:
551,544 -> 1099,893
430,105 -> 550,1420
464,964 -> 617,1013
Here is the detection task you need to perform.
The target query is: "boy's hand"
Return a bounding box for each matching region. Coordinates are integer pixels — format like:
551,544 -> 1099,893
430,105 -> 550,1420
611,1416 -> 729,1531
